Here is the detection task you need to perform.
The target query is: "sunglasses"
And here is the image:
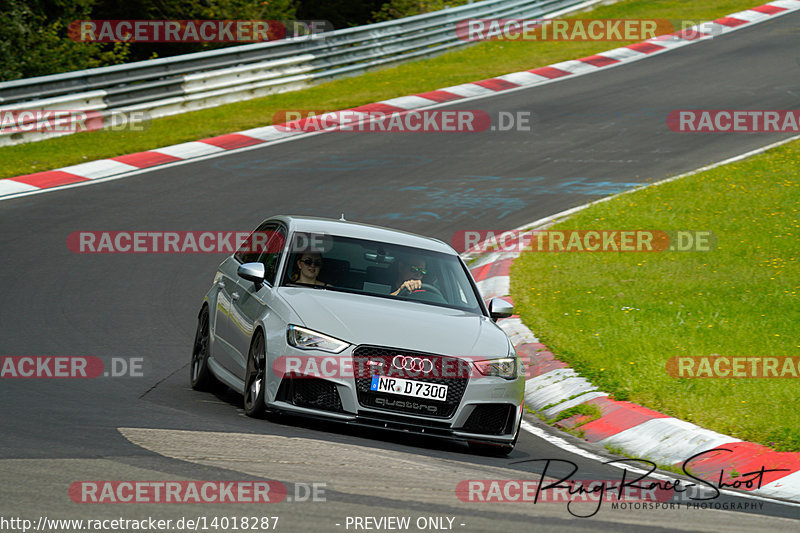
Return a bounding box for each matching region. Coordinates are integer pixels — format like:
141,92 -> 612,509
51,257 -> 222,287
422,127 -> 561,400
300,258 -> 323,267
408,265 -> 426,275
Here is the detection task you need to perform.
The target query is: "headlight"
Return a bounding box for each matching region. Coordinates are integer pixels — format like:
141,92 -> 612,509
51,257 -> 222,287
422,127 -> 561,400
287,325 -> 349,353
473,357 -> 518,379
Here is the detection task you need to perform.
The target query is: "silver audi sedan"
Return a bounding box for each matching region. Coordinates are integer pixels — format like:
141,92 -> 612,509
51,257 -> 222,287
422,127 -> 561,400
190,216 -> 525,453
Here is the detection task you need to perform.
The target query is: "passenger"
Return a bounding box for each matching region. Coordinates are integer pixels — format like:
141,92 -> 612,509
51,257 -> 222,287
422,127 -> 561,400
291,252 -> 329,287
390,256 -> 427,296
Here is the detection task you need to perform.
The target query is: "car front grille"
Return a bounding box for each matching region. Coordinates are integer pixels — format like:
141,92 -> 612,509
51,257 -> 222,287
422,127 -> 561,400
461,404 -> 516,435
353,345 -> 470,418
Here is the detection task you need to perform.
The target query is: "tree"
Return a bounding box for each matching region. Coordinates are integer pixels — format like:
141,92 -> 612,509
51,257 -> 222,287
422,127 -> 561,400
0,0 -> 129,80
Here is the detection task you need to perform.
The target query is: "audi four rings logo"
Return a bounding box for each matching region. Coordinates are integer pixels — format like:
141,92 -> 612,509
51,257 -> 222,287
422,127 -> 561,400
391,355 -> 434,372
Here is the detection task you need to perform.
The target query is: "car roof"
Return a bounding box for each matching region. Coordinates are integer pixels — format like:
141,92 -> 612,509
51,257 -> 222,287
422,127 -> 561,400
270,215 -> 455,255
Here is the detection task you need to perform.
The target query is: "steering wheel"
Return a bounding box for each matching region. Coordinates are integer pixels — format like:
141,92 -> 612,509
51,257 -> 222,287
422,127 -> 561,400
397,282 -> 444,299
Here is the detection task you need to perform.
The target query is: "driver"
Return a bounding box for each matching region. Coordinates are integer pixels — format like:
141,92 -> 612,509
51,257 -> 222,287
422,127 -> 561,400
291,251 -> 329,287
390,255 -> 427,296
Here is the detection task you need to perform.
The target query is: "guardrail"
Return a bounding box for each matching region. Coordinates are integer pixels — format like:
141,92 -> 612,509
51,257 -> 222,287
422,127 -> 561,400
0,0 -> 592,146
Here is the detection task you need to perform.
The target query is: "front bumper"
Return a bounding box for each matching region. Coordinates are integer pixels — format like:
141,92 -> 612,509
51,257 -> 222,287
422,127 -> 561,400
268,344 -> 525,445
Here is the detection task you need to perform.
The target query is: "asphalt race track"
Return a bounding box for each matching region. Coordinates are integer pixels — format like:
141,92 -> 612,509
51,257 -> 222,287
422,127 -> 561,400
1,10 -> 799,533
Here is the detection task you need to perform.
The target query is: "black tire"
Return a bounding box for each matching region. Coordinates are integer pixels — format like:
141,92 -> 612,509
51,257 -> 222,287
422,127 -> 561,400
190,306 -> 216,391
244,331 -> 267,418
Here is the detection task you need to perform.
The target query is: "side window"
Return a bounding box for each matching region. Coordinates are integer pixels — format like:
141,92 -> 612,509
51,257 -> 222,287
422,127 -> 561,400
258,226 -> 287,285
234,222 -> 277,264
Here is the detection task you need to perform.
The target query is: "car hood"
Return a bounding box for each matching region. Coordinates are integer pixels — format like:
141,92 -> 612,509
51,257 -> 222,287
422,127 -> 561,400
278,288 -> 510,358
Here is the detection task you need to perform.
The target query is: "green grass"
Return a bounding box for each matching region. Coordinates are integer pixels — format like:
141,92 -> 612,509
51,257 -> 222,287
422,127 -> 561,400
511,140 -> 800,451
1,0 -> 765,179
549,403 -> 603,426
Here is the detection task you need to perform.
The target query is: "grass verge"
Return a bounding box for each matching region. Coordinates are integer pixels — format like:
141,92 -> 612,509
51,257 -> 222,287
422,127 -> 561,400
511,139 -> 800,451
1,0 -> 766,179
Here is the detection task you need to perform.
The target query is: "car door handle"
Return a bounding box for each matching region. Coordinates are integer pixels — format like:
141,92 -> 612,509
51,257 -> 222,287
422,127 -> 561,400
231,292 -> 240,301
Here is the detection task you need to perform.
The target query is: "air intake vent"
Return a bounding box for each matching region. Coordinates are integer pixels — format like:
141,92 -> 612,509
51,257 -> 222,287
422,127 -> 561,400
461,404 -> 515,435
279,377 -> 343,412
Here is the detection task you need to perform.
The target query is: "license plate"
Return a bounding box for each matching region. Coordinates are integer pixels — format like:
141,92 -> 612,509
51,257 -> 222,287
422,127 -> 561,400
370,375 -> 448,401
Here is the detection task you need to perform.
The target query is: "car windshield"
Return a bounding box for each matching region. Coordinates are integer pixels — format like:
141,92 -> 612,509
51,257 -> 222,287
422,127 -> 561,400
281,232 -> 484,314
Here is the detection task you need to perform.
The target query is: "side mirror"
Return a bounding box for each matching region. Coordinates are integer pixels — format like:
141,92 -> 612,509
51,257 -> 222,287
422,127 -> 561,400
237,262 -> 266,284
488,298 -> 514,321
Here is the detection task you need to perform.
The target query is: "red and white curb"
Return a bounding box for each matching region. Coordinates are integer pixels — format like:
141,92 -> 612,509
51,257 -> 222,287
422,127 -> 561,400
467,230 -> 800,505
2,1 -> 800,200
